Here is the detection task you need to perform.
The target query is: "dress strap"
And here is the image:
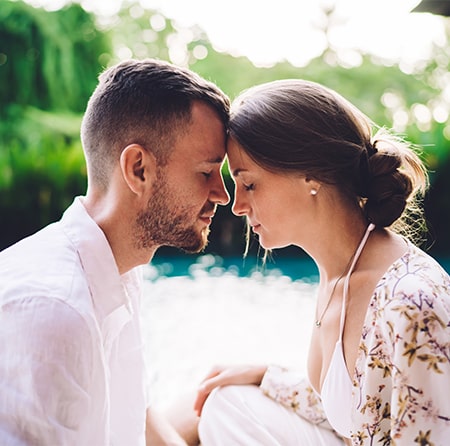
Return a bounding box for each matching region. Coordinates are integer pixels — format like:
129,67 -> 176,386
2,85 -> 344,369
338,223 -> 375,340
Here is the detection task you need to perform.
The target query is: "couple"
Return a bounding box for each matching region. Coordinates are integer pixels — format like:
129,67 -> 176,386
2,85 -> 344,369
0,58 -> 448,445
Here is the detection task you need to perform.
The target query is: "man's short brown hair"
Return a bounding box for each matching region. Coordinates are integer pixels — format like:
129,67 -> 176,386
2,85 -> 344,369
81,58 -> 230,189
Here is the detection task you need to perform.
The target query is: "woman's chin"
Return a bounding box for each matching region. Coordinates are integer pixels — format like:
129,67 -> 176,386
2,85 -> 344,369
258,237 -> 291,251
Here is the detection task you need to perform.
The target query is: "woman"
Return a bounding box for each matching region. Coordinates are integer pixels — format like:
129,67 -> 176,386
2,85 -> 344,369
193,80 -> 450,445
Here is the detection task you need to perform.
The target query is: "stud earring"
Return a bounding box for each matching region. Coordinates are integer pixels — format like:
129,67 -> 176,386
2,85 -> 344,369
310,189 -> 318,196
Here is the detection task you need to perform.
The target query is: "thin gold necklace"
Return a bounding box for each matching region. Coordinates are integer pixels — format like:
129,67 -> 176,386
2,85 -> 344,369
314,224 -> 375,328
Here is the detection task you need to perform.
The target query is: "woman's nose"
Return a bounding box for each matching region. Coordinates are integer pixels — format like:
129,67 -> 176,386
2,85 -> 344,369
231,189 -> 248,217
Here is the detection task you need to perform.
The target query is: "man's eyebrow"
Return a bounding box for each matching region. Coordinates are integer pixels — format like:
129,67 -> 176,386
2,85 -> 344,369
204,156 -> 224,164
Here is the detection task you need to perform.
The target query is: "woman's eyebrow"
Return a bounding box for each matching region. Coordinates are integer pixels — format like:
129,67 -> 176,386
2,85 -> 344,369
231,168 -> 248,177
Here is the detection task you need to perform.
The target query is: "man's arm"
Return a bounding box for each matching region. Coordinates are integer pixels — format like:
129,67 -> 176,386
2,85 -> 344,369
0,297 -> 94,444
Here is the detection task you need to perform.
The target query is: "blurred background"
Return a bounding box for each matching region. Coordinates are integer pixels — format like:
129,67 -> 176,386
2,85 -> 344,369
1,0 -> 450,268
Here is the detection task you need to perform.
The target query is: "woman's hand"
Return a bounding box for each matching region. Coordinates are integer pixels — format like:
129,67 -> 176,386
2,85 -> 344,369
194,364 -> 268,416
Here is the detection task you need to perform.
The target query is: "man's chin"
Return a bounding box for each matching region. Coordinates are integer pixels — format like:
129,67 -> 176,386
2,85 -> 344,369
169,227 -> 209,254
181,236 -> 209,254
181,245 -> 205,254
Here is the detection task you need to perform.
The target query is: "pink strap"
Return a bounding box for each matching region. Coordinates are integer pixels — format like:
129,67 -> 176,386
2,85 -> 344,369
338,223 -> 375,340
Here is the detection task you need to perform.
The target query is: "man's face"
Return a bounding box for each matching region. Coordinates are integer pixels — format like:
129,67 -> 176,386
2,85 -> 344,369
134,101 -> 230,253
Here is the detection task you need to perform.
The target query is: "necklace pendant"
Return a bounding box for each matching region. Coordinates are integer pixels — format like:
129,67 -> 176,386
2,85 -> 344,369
315,320 -> 321,327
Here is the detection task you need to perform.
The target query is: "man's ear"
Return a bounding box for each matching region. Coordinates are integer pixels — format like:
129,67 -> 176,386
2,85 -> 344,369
120,144 -> 156,196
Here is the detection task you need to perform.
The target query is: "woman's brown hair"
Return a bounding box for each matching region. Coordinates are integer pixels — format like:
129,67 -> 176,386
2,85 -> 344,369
229,79 -> 428,243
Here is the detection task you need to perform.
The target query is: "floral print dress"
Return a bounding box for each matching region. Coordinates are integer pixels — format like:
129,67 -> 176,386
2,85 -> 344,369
260,243 -> 450,445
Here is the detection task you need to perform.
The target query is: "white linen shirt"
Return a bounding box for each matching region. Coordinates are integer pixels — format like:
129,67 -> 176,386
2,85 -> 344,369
0,197 -> 149,446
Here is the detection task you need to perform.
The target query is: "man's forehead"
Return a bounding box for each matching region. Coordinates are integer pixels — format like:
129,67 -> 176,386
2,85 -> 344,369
172,146 -> 225,165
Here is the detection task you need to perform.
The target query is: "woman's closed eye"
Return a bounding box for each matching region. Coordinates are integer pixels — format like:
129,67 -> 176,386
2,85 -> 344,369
244,183 -> 255,191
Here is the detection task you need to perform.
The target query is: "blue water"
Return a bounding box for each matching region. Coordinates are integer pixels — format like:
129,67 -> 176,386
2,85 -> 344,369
149,254 -> 319,281
149,253 -> 450,282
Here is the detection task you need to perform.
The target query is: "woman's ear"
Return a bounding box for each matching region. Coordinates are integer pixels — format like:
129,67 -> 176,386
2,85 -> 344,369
304,177 -> 321,196
120,144 -> 157,196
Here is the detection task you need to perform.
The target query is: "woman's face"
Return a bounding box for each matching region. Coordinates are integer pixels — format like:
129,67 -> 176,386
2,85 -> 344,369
227,137 -> 314,250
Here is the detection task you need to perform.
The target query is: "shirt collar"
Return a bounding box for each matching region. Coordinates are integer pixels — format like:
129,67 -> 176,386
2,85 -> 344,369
60,197 -> 138,324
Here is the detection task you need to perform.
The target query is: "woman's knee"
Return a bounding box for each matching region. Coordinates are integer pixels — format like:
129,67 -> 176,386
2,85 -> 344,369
200,385 -> 260,429
199,385 -> 261,444
201,385 -> 250,418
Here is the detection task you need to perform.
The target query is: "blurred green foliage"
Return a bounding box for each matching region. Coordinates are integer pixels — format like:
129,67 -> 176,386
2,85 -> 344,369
0,0 -> 109,248
1,0 -> 449,255
0,0 -> 109,111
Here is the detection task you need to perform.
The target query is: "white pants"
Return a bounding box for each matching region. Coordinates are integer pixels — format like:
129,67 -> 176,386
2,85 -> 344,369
198,385 -> 344,446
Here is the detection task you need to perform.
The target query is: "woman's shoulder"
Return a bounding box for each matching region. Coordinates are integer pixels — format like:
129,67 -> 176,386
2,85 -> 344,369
370,242 -> 449,316
379,242 -> 449,288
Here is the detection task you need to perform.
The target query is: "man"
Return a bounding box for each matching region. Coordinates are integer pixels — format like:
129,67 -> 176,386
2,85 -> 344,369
0,58 -> 230,445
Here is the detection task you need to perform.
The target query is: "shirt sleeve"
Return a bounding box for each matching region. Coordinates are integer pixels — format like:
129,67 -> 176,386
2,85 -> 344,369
386,287 -> 450,445
0,296 -> 95,445
260,365 -> 335,431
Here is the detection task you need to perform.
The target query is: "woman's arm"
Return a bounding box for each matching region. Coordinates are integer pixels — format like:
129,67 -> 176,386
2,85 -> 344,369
194,363 -> 334,431
261,365 -> 334,429
387,294 -> 450,444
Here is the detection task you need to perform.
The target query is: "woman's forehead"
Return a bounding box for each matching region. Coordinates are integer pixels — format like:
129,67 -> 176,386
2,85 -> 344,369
226,138 -> 254,175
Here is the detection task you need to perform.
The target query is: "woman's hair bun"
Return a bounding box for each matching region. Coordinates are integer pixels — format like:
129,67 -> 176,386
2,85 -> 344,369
364,150 -> 413,227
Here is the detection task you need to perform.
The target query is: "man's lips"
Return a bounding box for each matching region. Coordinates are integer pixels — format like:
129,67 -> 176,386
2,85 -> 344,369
199,203 -> 216,225
199,214 -> 214,225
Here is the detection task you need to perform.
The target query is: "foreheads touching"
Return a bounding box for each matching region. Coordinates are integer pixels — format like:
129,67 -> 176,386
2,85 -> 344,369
80,58 -> 230,190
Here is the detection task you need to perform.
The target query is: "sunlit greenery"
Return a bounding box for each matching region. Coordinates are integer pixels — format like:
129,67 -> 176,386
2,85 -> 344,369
1,0 -> 449,254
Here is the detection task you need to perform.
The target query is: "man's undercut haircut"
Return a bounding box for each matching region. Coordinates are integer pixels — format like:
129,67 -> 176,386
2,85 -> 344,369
81,58 -> 230,189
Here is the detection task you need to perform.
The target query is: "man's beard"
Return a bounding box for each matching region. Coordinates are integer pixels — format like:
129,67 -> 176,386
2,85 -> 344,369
134,176 -> 212,253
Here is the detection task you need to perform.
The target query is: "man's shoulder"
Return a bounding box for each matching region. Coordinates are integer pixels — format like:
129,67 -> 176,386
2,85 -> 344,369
0,221 -> 89,310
